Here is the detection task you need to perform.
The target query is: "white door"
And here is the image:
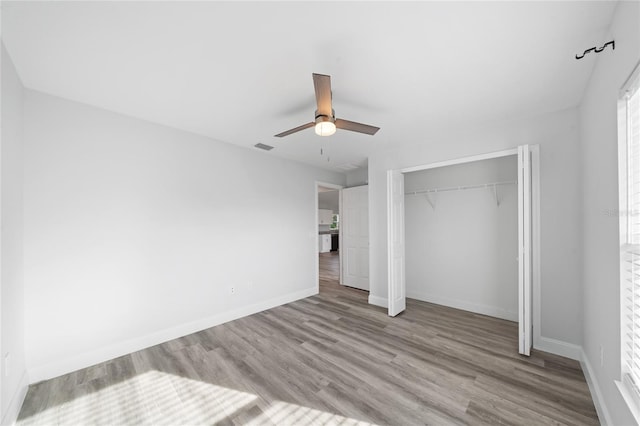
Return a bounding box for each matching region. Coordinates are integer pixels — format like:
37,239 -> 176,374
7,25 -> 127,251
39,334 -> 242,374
387,170 -> 406,316
343,185 -> 369,290
518,145 -> 533,356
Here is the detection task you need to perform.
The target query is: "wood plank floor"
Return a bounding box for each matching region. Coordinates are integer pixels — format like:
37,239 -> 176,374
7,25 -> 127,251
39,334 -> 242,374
18,251 -> 599,425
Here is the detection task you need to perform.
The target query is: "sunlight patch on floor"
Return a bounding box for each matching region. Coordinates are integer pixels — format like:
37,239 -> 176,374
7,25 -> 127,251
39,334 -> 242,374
18,370 -> 257,425
18,370 -> 374,425
248,400 -> 374,426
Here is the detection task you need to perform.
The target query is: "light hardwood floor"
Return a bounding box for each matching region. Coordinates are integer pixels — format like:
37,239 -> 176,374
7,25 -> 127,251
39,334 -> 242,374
17,251 -> 598,425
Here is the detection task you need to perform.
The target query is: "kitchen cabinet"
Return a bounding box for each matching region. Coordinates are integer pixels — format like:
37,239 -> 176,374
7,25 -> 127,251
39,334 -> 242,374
318,209 -> 333,225
318,234 -> 331,253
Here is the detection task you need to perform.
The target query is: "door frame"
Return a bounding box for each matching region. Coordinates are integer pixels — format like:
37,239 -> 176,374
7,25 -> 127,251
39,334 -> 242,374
315,181 -> 344,294
387,146 -> 541,349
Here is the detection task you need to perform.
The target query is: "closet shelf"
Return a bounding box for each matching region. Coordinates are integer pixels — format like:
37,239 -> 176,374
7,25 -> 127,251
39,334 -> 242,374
405,180 -> 516,208
405,180 -> 516,195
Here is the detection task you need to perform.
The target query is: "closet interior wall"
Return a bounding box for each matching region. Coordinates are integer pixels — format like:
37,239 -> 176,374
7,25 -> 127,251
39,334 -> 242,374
404,155 -> 518,321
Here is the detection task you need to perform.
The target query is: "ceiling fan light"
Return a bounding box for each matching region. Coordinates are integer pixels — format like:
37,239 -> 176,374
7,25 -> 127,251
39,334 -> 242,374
315,121 -> 336,136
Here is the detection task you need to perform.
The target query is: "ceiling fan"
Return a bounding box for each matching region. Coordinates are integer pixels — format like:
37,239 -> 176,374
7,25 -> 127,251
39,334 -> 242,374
274,73 -> 380,138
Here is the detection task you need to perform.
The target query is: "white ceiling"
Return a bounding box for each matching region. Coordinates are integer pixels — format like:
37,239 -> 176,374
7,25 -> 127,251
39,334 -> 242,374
2,1 -> 617,172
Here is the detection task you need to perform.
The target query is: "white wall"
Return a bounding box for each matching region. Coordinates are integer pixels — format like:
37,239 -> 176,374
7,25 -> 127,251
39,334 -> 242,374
404,156 -> 518,321
346,167 -> 368,187
318,190 -> 339,213
1,44 -> 28,425
22,90 -> 345,381
580,1 -> 640,424
369,107 -> 583,347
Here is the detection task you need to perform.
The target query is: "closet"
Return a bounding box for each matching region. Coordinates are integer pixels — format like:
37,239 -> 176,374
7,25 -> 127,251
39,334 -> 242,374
404,155 -> 519,321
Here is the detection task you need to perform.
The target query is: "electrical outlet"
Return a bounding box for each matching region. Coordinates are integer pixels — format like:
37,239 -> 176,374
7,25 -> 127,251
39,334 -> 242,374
247,281 -> 253,290
600,345 -> 604,368
230,286 -> 235,295
4,353 -> 10,378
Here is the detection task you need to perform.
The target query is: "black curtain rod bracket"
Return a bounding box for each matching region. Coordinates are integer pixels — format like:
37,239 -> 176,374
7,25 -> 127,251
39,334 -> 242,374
576,40 -> 615,60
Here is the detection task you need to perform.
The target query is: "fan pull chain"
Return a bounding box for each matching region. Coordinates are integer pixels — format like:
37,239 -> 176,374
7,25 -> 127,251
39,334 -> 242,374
320,143 -> 330,162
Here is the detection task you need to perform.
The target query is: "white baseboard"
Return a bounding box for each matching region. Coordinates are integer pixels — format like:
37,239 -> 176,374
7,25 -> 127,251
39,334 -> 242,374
1,370 -> 29,426
581,348 -> 613,425
28,286 -> 317,383
368,295 -> 388,308
534,336 -> 582,361
406,291 -> 518,322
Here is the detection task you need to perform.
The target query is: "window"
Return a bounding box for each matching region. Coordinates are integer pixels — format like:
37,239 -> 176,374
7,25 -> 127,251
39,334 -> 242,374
330,214 -> 339,230
619,61 -> 640,421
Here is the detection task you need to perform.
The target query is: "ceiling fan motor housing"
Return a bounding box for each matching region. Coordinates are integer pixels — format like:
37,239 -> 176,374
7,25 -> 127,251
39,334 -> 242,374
315,109 -> 336,124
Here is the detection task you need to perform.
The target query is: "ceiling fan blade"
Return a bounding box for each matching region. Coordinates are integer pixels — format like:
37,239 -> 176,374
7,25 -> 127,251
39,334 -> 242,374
335,118 -> 380,135
274,122 -> 315,138
313,73 -> 333,117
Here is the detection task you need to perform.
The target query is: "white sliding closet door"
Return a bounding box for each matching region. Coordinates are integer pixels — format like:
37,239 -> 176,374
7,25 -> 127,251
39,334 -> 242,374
518,145 -> 532,356
388,170 -> 406,316
343,185 -> 370,291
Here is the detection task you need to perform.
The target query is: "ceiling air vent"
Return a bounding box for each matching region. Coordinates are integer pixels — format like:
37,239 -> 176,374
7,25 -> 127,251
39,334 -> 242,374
254,143 -> 274,151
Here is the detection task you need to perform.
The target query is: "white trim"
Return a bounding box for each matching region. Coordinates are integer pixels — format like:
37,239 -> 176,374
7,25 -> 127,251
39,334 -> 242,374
339,188 -> 343,285
531,145 -> 542,350
617,379 -> 640,426
400,148 -> 518,174
27,286 -> 317,383
368,295 -> 388,308
316,182 -> 344,191
517,144 -> 532,355
406,291 -> 518,322
534,336 -> 581,360
386,170 -> 393,312
579,349 -> 613,426
0,370 -> 29,426
315,181 -> 344,291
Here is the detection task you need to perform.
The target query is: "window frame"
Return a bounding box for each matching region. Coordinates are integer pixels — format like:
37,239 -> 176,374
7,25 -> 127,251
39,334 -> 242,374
618,60 -> 640,424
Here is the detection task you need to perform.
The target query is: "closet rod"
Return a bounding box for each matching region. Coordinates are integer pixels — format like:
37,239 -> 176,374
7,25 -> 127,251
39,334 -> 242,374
404,180 -> 516,196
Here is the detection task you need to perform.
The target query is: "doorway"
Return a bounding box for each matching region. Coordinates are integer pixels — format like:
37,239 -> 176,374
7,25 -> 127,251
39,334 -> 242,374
316,182 -> 371,295
404,155 -> 518,321
316,183 -> 342,293
387,146 -> 540,356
